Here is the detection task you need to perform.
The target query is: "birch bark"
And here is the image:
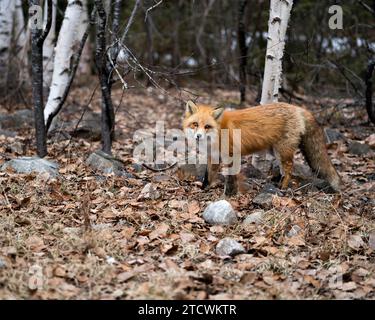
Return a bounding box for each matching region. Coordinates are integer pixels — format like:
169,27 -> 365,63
252,0 -> 294,170
44,0 -> 88,124
0,0 -> 16,91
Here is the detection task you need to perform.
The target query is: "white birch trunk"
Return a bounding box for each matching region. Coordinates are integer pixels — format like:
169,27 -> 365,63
43,0 -> 57,89
14,0 -> 27,53
44,0 -> 88,124
252,0 -> 293,170
0,0 -> 16,90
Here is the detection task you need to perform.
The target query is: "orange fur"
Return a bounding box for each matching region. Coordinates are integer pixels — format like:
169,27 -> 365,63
183,101 -> 342,195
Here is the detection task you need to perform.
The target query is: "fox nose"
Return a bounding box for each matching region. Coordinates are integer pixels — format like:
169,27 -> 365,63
196,133 -> 202,140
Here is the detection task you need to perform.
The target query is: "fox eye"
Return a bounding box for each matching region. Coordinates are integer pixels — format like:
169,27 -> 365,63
205,125 -> 212,130
191,122 -> 198,128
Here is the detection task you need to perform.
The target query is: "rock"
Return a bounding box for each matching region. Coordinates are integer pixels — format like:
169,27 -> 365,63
70,112 -> 101,141
216,238 -> 246,257
324,128 -> 345,144
368,232 -> 375,250
243,210 -> 265,225
252,192 -> 274,206
138,183 -> 161,200
132,163 -> 144,173
348,141 -> 371,156
242,164 -> 264,179
0,109 -> 34,130
1,157 -> 59,177
202,200 -> 238,225
287,225 -> 302,237
365,134 -> 375,148
0,257 -> 6,269
86,150 -> 132,177
261,183 -> 282,195
6,141 -> 24,155
293,163 -> 313,179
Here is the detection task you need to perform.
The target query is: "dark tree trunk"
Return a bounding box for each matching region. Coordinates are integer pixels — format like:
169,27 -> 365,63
365,59 -> 375,125
237,0 -> 248,104
112,0 -> 122,39
29,0 -> 52,158
144,13 -> 154,86
94,0 -> 115,155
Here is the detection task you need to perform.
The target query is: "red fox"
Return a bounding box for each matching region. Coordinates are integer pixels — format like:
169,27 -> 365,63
182,101 -> 342,195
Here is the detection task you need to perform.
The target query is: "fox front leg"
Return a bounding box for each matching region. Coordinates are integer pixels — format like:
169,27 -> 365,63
224,174 -> 238,196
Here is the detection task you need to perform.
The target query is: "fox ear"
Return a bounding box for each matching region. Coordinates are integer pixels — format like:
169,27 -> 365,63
186,101 -> 198,116
212,107 -> 225,120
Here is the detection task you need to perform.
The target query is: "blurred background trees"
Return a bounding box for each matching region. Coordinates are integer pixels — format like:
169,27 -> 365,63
1,0 -> 374,132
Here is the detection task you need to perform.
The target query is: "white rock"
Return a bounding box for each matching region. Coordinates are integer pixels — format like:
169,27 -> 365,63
243,210 -> 265,225
138,183 -> 161,200
216,238 -> 246,257
203,200 -> 238,225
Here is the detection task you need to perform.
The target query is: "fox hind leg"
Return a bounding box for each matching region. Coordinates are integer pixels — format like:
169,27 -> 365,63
277,148 -> 296,190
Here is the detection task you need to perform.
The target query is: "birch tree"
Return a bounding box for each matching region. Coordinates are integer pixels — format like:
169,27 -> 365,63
43,0 -> 57,90
0,0 -> 16,93
252,0 -> 294,169
44,0 -> 88,128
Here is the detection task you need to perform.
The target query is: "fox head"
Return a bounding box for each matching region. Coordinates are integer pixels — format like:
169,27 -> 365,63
182,101 -> 225,141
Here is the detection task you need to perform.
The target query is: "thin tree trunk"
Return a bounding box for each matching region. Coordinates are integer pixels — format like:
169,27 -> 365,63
44,0 -> 88,128
252,0 -> 294,170
365,58 -> 375,124
196,0 -> 216,64
43,0 -> 57,91
94,0 -> 115,155
29,0 -> 53,158
237,0 -> 248,104
0,0 -> 16,93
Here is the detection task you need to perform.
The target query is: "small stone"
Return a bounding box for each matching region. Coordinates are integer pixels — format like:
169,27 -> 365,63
138,183 -> 160,200
252,193 -> 274,206
86,150 -> 132,177
261,183 -> 282,195
132,163 -> 144,172
243,210 -> 265,225
202,200 -> 238,225
1,157 -> 59,177
0,257 -> 6,269
348,141 -> 371,156
70,112 -> 101,141
7,141 -> 24,155
324,128 -> 345,144
216,238 -> 246,257
368,232 -> 375,250
287,225 -> 302,237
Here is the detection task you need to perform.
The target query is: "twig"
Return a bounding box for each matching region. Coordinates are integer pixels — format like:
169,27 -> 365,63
144,0 -> 163,21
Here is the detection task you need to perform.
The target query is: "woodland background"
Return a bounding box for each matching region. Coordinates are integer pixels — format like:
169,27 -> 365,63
0,0 -> 374,300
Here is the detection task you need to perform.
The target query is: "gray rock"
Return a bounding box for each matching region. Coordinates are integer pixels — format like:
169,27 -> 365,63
1,157 -> 59,177
243,210 -> 265,225
324,128 -> 345,144
242,164 -> 264,179
216,238 -> 246,257
287,225 -> 302,237
138,183 -> 161,200
0,257 -> 6,269
348,141 -> 371,156
132,163 -> 144,172
261,183 -> 282,195
0,109 -> 34,130
6,141 -> 24,155
86,150 -> 131,177
70,112 -> 101,141
203,200 -> 238,225
252,192 -> 274,206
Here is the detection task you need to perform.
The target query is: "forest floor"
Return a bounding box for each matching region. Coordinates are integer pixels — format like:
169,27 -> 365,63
0,85 -> 374,299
